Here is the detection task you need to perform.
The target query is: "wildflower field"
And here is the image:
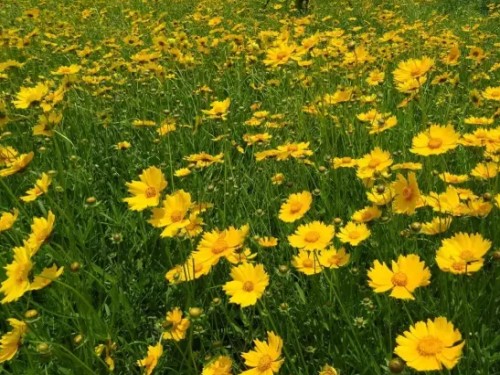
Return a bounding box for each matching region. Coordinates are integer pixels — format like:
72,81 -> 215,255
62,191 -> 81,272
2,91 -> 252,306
1,0 -> 500,373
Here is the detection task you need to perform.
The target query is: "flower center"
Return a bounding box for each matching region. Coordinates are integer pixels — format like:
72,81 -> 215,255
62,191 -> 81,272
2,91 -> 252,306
349,230 -> 360,239
242,281 -> 254,292
289,202 -> 303,214
368,158 -> 380,168
402,187 -> 413,200
304,231 -> 320,243
452,262 -> 466,272
145,187 -> 157,198
287,145 -> 298,152
212,239 -> 228,254
257,355 -> 273,371
459,250 -> 474,262
302,259 -> 314,268
328,255 -> 341,265
170,210 -> 183,222
342,157 -> 352,163
391,272 -> 408,286
427,138 -> 443,149
417,336 -> 443,356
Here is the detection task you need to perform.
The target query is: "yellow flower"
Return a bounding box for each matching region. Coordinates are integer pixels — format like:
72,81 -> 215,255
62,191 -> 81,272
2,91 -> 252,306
288,221 -> 335,251
51,64 -> 81,75
392,172 -> 423,215
174,168 -> 191,177
149,190 -> 192,238
257,236 -> 278,248
470,162 -> 498,179
12,82 -> 50,109
278,191 -> 312,222
202,355 -> 233,375
436,232 -> 491,275
367,185 -> 395,206
393,57 -> 434,92
424,186 -> 465,216
410,124 -> 459,156
193,225 -> 249,267
319,247 -> 350,269
21,172 -> 52,202
271,173 -> 285,185
202,98 -> 231,120
438,172 -> 469,184
368,254 -> 430,300
464,116 -> 494,126
337,222 -> 370,246
123,166 -> 167,211
162,307 -> 190,341
0,209 -> 18,232
137,342 -> 163,375
28,264 -> 64,291
319,364 -> 339,375
0,152 -> 34,178
184,152 -> 224,168
0,247 -> 32,304
394,317 -> 464,371
263,43 -> 296,68
0,318 -> 28,363
26,210 -> 56,255
366,69 -> 385,85
241,331 -> 284,375
332,156 -> 357,169
482,86 -> 500,101
223,263 -> 269,307
292,250 -> 322,275
351,206 -> 381,223
356,147 -> 393,179
115,141 -> 131,150
420,217 -> 452,235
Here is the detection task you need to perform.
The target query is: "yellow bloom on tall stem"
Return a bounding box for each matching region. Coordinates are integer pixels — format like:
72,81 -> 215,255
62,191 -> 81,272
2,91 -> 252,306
319,247 -> 350,269
162,307 -> 190,341
0,318 -> 28,363
241,331 -> 284,375
392,172 -> 423,215
436,232 -> 491,274
202,98 -> 231,120
223,263 -> 269,307
202,355 -> 233,375
288,221 -> 334,251
278,191 -> 312,223
337,222 -> 370,246
292,250 -> 322,275
148,190 -> 191,237
367,254 -> 431,300
193,224 -> 249,267
26,210 -> 55,255
0,247 -> 32,304
21,172 -> 52,202
356,147 -> 393,179
0,152 -> 34,178
0,209 -> 18,232
123,166 -> 167,211
410,124 -> 459,156
12,82 -> 50,109
394,317 -> 465,371
137,342 -> 163,375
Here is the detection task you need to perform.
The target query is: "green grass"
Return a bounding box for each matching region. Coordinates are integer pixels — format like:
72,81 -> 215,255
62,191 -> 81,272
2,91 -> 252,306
0,0 -> 499,374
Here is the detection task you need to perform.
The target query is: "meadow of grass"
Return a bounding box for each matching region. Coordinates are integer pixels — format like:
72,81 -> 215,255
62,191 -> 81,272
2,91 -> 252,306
0,0 -> 499,374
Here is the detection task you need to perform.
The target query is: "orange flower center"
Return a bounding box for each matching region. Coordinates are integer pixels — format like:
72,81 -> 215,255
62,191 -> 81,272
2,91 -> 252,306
459,250 -> 474,262
304,231 -> 320,243
402,187 -> 413,200
328,255 -> 341,265
348,230 -> 360,239
302,258 -> 314,268
170,210 -> 183,222
287,145 -> 298,152
289,202 -> 303,214
342,157 -> 352,163
368,158 -> 380,168
145,187 -> 157,198
212,239 -> 228,254
427,138 -> 443,149
391,272 -> 408,286
417,336 -> 443,356
257,355 -> 273,371
452,262 -> 466,272
242,281 -> 254,292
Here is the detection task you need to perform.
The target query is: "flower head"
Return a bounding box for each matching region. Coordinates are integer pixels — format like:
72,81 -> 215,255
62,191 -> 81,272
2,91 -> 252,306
288,221 -> 334,251
368,254 -> 431,300
394,317 -> 464,371
241,331 -> 284,375
222,263 -> 269,307
137,342 -> 163,375
279,191 -> 312,223
410,124 -> 459,156
123,166 -> 167,211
